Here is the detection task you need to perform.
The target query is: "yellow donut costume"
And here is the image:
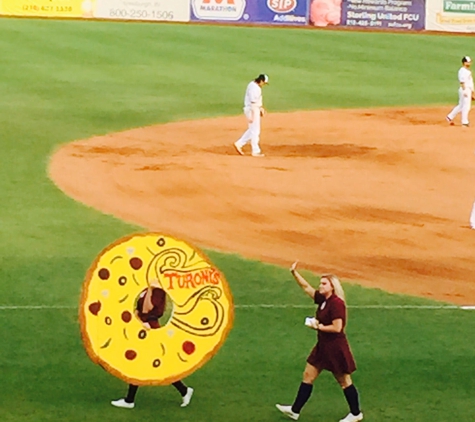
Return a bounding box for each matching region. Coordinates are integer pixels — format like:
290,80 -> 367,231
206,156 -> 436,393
79,233 -> 234,386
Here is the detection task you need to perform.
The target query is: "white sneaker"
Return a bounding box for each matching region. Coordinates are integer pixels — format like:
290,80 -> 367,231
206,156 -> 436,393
252,152 -> 265,157
180,387 -> 194,407
233,142 -> 244,156
339,412 -> 363,422
275,404 -> 299,420
111,398 -> 135,409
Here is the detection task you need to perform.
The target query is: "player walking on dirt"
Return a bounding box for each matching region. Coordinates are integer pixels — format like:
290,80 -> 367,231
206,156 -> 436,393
233,74 -> 269,157
447,56 -> 474,127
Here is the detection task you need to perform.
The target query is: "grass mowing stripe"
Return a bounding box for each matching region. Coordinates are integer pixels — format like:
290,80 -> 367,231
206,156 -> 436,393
0,304 -> 469,310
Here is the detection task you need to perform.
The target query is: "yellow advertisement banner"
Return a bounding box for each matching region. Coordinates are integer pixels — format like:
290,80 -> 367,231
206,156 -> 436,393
0,0 -> 94,18
426,0 -> 475,32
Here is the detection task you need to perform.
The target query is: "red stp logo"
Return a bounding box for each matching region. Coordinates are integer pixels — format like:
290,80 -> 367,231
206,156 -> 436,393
267,0 -> 297,13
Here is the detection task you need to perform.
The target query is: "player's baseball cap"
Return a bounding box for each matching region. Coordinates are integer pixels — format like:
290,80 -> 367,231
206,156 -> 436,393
462,56 -> 472,63
257,74 -> 269,84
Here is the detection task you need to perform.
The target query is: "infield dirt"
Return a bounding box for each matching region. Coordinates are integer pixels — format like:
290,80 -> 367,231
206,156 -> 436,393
49,106 -> 475,304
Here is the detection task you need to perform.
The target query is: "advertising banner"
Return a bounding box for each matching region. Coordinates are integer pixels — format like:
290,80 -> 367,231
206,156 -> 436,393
190,0 -> 309,25
95,0 -> 190,22
0,0 -> 85,17
0,0 -> 190,20
426,0 -> 475,32
308,0 -> 425,30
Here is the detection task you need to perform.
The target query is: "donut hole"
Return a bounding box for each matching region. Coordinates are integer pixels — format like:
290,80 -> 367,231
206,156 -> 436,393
133,287 -> 173,330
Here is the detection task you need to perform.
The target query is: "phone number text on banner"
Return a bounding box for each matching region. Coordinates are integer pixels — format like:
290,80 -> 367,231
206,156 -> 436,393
95,0 -> 190,21
1,0 -> 86,17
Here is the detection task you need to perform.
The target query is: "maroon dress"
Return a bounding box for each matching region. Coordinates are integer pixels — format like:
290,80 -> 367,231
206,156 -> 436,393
136,288 -> 166,329
306,292 -> 356,374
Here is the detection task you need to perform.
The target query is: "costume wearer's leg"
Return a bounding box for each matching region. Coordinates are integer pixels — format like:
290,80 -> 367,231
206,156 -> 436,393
175,381 -> 194,407
125,384 -> 138,403
172,381 -> 188,396
470,200 -> 475,228
461,94 -> 472,125
447,89 -> 464,121
343,384 -> 361,416
249,109 -> 261,154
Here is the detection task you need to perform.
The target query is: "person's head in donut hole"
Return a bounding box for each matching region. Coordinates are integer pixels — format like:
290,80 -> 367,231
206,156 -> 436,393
135,280 -> 166,330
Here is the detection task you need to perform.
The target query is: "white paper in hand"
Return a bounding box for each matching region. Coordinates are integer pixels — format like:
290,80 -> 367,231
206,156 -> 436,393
304,317 -> 317,329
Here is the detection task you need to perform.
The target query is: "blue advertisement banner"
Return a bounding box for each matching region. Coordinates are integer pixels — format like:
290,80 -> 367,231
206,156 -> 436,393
190,0 -> 309,25
309,0 -> 425,30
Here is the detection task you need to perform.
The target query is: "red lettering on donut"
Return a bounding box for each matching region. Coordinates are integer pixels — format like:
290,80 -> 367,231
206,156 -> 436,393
194,272 -> 203,285
163,269 -> 221,290
201,270 -> 209,283
211,270 -> 220,285
164,272 -> 176,290
184,273 -> 195,289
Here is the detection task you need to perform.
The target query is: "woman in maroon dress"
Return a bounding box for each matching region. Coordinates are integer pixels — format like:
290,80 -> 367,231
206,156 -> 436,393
111,282 -> 194,409
276,261 -> 363,422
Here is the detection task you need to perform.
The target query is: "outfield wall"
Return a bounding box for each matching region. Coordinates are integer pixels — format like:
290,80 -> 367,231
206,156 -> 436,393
1,0 -> 474,33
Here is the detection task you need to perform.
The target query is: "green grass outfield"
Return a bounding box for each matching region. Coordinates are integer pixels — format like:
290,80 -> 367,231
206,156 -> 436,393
0,17 -> 474,421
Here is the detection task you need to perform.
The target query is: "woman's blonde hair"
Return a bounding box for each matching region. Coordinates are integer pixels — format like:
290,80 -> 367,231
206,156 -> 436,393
322,274 -> 345,302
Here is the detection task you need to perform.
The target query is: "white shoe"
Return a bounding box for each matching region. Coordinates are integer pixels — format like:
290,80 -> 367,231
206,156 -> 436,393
233,142 -> 244,156
111,398 -> 135,409
446,116 -> 454,125
252,152 -> 265,157
275,404 -> 299,420
180,387 -> 194,407
339,412 -> 363,422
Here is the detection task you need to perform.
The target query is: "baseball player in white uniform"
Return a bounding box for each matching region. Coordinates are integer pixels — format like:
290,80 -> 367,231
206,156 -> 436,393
470,202 -> 475,229
233,74 -> 269,157
447,56 -> 474,127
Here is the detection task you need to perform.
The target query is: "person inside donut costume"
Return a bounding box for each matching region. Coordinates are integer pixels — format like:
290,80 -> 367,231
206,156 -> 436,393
80,233 -> 234,410
276,261 -> 363,422
111,281 -> 193,409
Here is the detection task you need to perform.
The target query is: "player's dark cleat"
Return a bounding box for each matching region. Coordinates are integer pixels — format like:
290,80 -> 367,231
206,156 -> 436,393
462,123 -> 470,127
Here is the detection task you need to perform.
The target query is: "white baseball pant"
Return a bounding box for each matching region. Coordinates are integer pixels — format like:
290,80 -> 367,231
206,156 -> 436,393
235,106 -> 261,154
448,88 -> 472,125
470,200 -> 475,229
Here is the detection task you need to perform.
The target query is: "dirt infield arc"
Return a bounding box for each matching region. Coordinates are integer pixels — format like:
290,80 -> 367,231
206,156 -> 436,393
48,106 -> 475,305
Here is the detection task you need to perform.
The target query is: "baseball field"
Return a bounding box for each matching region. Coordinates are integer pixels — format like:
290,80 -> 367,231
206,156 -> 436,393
1,17 -> 475,421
